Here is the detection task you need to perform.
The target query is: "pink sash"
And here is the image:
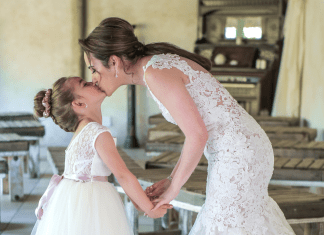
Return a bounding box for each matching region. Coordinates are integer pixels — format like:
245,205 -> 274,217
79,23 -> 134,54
35,174 -> 108,220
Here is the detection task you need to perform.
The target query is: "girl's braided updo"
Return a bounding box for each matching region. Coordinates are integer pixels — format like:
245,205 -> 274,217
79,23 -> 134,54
34,77 -> 80,132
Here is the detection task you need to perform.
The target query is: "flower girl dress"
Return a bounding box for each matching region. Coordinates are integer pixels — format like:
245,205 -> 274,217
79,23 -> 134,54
31,122 -> 133,235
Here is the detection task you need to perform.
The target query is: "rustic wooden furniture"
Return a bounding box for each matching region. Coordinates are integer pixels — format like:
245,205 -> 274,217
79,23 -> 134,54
0,119 -> 45,178
0,133 -> 31,201
148,122 -> 317,141
47,147 -> 324,235
149,113 -> 300,127
138,151 -> 324,184
0,112 -> 35,121
194,0 -> 286,115
47,147 -> 65,175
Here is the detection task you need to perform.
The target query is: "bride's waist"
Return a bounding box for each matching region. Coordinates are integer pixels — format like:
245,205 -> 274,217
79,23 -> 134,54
63,174 -> 108,183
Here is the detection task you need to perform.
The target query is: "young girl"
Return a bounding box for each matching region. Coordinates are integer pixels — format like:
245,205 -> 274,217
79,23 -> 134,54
31,76 -> 171,235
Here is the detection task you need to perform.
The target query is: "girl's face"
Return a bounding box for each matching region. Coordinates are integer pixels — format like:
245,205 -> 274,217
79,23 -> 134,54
84,53 -> 122,97
68,77 -> 106,106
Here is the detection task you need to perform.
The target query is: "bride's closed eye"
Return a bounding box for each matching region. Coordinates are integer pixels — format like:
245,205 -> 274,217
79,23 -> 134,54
91,69 -> 97,74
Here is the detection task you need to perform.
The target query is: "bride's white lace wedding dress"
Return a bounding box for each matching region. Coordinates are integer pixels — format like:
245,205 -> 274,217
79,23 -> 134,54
143,54 -> 295,235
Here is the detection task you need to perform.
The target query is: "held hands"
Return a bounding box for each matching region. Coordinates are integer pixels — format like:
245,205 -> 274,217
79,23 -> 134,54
143,178 -> 174,218
145,178 -> 171,200
144,178 -> 180,212
151,185 -> 180,212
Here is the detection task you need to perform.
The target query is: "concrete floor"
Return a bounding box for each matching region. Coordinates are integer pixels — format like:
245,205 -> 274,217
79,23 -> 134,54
0,147 -> 305,235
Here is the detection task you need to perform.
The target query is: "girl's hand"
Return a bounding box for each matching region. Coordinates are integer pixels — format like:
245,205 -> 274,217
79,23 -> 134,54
145,178 -> 171,199
146,207 -> 167,219
151,185 -> 180,211
143,202 -> 173,217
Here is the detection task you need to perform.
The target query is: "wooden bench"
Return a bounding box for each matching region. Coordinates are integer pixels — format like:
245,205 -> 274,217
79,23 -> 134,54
147,122 -> 317,146
119,149 -> 324,235
0,119 -> 45,178
0,112 -> 35,121
139,151 -> 324,186
0,133 -> 31,201
149,113 -> 300,127
46,147 -> 324,235
146,134 -> 324,160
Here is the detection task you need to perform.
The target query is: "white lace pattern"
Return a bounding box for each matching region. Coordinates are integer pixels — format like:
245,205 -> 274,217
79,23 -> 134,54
143,54 -> 295,235
64,122 -> 112,176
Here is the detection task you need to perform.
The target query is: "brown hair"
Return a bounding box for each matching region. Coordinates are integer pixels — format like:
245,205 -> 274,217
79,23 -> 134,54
34,77 -> 80,132
79,17 -> 211,71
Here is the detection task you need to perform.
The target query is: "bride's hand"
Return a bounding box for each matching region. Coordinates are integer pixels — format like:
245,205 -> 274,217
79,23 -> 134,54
151,185 -> 180,211
145,178 -> 171,200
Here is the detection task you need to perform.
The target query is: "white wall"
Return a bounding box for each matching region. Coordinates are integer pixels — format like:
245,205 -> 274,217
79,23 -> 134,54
0,0 -> 83,146
86,0 -> 199,146
0,0 -> 198,147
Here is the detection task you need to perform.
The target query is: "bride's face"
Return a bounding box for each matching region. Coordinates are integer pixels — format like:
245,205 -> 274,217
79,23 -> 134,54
84,53 -> 121,97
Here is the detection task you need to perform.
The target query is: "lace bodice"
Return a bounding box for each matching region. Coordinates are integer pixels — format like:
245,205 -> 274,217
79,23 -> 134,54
143,54 -> 294,235
143,54 -> 267,159
63,122 -> 112,176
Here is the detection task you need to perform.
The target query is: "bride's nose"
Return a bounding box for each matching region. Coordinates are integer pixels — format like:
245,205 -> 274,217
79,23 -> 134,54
92,75 -> 98,85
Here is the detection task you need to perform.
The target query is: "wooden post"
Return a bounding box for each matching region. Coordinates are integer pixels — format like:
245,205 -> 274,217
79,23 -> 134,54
179,209 -> 193,235
153,218 -> 163,232
162,210 -> 171,229
8,155 -> 24,201
124,194 -> 139,235
124,85 -> 139,148
27,138 -> 40,178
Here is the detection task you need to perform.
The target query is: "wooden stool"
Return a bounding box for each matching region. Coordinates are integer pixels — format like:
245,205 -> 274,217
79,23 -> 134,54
0,133 -> 30,201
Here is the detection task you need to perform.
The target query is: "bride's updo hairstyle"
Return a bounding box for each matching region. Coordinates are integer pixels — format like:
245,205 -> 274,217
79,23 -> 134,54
79,17 -> 211,71
34,77 -> 80,132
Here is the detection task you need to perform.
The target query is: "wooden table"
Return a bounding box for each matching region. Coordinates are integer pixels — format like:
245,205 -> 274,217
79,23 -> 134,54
47,147 -> 324,235
0,120 -> 45,178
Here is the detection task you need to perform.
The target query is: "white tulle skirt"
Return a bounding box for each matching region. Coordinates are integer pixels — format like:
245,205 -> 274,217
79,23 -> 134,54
31,178 -> 133,235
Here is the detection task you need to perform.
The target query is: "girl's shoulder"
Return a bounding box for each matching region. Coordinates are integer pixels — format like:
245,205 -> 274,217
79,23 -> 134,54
87,122 -> 111,134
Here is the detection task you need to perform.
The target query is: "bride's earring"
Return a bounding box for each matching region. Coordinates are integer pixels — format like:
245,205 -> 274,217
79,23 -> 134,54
115,70 -> 118,78
85,103 -> 88,108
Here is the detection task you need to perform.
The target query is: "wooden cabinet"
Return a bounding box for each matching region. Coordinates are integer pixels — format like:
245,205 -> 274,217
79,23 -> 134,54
194,0 -> 286,115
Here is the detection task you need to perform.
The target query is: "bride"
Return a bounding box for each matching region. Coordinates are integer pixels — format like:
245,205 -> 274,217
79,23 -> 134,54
79,17 -> 295,235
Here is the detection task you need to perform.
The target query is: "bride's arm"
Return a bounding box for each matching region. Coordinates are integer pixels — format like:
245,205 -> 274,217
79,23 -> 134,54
144,67 -> 208,199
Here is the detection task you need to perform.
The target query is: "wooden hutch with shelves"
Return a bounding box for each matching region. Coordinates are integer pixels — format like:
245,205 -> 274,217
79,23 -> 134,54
195,0 -> 287,115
